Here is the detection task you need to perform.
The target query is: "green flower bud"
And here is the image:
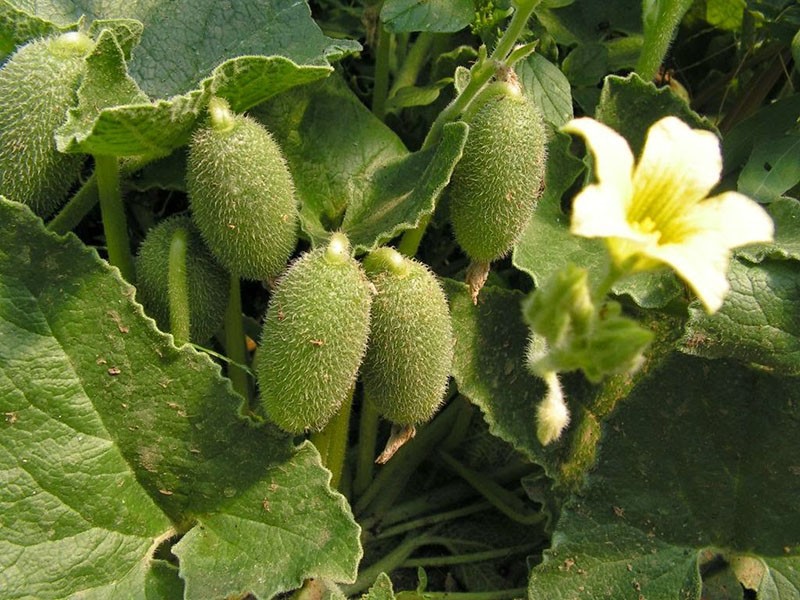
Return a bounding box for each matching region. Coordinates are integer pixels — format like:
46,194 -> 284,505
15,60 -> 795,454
449,80 -> 547,263
523,264 -> 593,344
0,32 -> 94,217
257,233 -> 373,433
361,248 -> 454,426
187,97 -> 298,280
135,216 -> 229,343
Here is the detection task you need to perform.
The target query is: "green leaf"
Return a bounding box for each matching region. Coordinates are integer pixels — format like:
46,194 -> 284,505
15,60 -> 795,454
385,79 -> 451,112
512,130 -> 683,309
516,52 -> 573,127
380,0 -> 474,33
738,197 -> 800,262
87,18 -> 144,59
534,0 -> 643,45
561,42 -> 609,87
679,257 -> 800,375
738,134 -> 800,203
444,280 -> 551,467
173,441 -> 361,599
0,197 -> 362,597
529,354 -> 800,599
705,0 -> 746,30
595,73 -> 712,155
55,29 -> 150,156
361,573 -> 395,600
0,2 -> 72,59
253,75 -> 409,243
341,121 -> 468,252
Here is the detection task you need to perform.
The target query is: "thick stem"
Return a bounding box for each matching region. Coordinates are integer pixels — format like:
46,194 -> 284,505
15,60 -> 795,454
635,0 -> 693,82
310,386 -> 354,491
388,31 -> 436,98
353,399 -> 380,497
95,155 -> 135,282
224,273 -> 250,402
371,22 -> 392,120
47,175 -> 99,235
167,226 -> 191,346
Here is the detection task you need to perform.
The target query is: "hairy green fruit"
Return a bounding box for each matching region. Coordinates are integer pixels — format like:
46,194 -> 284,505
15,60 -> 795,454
135,216 -> 229,343
257,233 -> 373,433
0,32 -> 94,217
361,247 -> 454,426
449,80 -> 547,262
187,97 -> 298,280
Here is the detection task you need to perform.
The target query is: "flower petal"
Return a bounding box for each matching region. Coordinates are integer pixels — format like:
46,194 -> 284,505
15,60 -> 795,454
630,117 -> 722,225
562,118 -> 634,199
689,192 -> 775,249
647,235 -> 731,313
570,184 -> 636,239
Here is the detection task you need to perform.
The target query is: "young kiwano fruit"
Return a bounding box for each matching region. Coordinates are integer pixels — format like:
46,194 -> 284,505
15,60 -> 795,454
256,233 -> 373,433
0,32 -> 94,217
361,247 -> 454,426
448,78 -> 547,300
135,216 -> 229,343
187,97 -> 298,281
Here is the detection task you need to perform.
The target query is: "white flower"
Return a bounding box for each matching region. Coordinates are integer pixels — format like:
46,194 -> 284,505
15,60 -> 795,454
536,371 -> 569,445
563,116 -> 774,313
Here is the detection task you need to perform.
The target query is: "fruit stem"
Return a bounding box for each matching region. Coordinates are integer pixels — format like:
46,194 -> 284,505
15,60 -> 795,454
402,542 -> 541,568
224,273 -> 251,402
95,154 -> 135,282
167,226 -> 191,346
48,155 -> 154,235
310,385 -> 354,491
371,21 -> 392,120
397,214 -> 430,257
354,396 -> 465,517
353,399 -> 380,496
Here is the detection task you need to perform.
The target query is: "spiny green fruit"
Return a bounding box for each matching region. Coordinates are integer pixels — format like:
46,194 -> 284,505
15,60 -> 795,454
361,247 -> 454,426
0,32 -> 94,217
448,79 -> 547,263
257,233 -> 373,433
187,97 -> 298,281
135,216 -> 229,343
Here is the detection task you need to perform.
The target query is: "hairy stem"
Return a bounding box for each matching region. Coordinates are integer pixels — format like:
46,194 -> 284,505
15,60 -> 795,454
95,154 -> 135,282
635,0 -> 693,82
224,273 -> 250,402
353,399 -> 380,497
371,22 -> 392,120
388,31 -> 436,99
47,175 -> 99,235
311,386 -> 354,491
167,226 -> 191,346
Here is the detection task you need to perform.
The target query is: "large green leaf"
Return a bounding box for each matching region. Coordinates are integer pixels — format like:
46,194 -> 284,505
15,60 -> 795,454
679,257 -> 800,375
739,197 -> 800,262
380,0 -> 474,33
0,198 -> 361,598
8,0 -> 352,158
173,441 -> 362,599
255,76 -> 468,250
516,52 -> 573,127
534,0 -> 643,45
529,354 -> 800,599
738,134 -> 800,203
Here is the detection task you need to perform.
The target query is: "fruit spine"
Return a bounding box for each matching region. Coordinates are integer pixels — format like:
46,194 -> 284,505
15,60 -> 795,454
187,97 -> 298,281
256,233 -> 373,433
361,247 -> 454,426
0,32 -> 94,217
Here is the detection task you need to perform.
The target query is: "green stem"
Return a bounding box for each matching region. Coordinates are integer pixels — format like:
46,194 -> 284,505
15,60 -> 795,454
95,154 -> 135,282
310,386 -> 354,491
403,542 -> 540,568
371,22 -> 392,120
224,273 -> 250,402
440,395 -> 473,451
397,214 -> 430,257
341,534 -> 433,596
47,175 -> 99,235
388,31 -> 436,98
413,589 -> 528,600
167,226 -> 191,346
354,396 -> 464,517
372,498 -> 496,541
353,398 -> 380,497
635,0 -> 693,82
